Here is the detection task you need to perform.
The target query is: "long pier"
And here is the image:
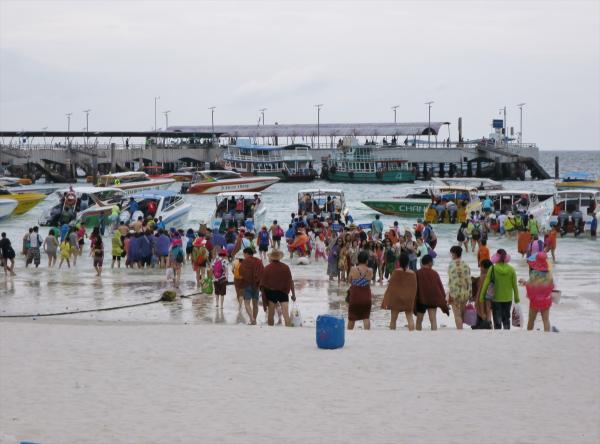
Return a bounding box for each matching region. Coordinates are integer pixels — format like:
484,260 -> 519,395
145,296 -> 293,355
0,122 -> 550,182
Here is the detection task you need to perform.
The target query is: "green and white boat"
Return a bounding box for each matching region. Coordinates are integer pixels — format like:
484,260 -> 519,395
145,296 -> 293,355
323,138 -> 415,183
362,195 -> 432,217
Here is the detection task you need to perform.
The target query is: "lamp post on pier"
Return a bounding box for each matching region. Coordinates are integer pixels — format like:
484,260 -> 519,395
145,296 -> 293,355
391,105 -> 399,123
425,101 -> 434,146
66,112 -> 72,145
83,109 -> 91,132
314,104 -> 323,148
208,106 -> 216,144
163,110 -> 171,130
154,96 -> 160,131
499,106 -> 507,145
259,108 -> 267,126
516,103 -> 526,144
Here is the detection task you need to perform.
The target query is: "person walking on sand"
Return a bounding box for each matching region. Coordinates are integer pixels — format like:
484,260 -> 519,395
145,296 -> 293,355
231,253 -> 244,309
382,253 -> 417,330
169,237 -> 185,288
478,249 -> 520,330
521,252 -> 554,332
260,249 -> 296,326
346,251 -> 373,330
415,255 -> 449,330
43,229 -> 59,268
447,245 -> 472,330
239,247 -> 264,325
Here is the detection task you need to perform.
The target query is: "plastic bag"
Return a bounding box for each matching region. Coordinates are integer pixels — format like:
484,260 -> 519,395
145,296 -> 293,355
290,302 -> 302,327
551,290 -> 561,304
202,277 -> 213,295
165,268 -> 174,282
463,302 -> 477,327
512,303 -> 523,328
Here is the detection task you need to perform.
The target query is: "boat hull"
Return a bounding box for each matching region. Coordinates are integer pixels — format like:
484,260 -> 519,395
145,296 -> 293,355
0,200 -> 18,219
327,170 -> 415,183
0,193 -> 46,215
556,181 -> 600,191
362,199 -> 430,217
186,177 -> 279,194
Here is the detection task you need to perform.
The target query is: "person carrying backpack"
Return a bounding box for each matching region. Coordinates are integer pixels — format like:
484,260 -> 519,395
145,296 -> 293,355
212,248 -> 229,308
169,238 -> 184,288
257,225 -> 271,262
191,237 -> 209,289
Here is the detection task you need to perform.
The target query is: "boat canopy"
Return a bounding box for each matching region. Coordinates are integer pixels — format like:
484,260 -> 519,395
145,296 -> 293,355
169,122 -> 450,138
216,192 -> 262,199
56,186 -> 122,196
298,189 -> 343,196
128,190 -> 179,200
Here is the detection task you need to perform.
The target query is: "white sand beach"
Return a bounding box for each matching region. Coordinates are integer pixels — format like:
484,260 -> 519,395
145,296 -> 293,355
1,320 -> 599,444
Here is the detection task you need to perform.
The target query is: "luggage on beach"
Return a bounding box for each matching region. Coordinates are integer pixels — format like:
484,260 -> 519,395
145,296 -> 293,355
512,303 -> 523,327
290,302 -> 303,327
316,314 -> 345,349
463,302 -> 477,327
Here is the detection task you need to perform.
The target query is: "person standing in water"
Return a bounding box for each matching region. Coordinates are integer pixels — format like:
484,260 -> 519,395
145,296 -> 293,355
92,237 -> 104,277
212,248 -> 229,308
447,245 -> 472,330
58,236 -> 71,268
111,229 -> 123,268
239,247 -> 264,325
0,233 -> 16,276
43,229 -> 59,268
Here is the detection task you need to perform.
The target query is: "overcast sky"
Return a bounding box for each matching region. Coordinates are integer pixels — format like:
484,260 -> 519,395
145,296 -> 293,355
0,0 -> 598,150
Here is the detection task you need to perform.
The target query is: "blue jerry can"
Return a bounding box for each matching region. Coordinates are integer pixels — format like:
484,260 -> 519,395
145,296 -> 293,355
316,314 -> 345,349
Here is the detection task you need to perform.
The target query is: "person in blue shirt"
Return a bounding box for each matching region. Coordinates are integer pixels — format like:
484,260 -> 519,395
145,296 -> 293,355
482,196 -> 493,213
156,216 -> 166,230
371,214 -> 384,240
127,197 -> 138,215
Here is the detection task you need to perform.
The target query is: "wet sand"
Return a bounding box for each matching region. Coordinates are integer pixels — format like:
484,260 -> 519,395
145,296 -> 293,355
1,320 -> 599,444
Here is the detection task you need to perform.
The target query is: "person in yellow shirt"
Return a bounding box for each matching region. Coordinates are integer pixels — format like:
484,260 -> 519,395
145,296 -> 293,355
59,239 -> 71,268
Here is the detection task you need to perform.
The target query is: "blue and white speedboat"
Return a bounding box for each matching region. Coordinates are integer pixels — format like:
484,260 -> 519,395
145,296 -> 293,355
119,190 -> 191,229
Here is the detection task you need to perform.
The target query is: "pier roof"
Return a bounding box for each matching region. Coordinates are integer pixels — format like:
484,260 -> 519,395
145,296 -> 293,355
0,130 -> 221,138
168,122 -> 449,137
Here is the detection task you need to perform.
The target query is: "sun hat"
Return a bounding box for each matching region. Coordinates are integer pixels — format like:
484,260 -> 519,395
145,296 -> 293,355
527,251 -> 549,271
218,248 -> 228,257
268,249 -> 284,261
491,250 -> 511,264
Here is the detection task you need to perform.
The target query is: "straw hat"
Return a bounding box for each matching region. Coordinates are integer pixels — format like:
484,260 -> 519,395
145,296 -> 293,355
527,252 -> 549,271
268,249 -> 284,261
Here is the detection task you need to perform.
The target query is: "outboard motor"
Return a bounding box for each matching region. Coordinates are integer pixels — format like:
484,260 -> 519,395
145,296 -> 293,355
557,211 -> 569,235
572,210 -> 583,236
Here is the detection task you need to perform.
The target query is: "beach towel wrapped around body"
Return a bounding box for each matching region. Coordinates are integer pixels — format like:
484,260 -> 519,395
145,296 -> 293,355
415,267 -> 449,315
382,269 -> 417,313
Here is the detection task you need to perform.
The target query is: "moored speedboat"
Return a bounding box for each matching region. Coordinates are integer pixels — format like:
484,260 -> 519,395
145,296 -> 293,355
119,190 -> 191,229
209,192 -> 266,232
96,172 -> 175,195
182,170 -> 279,195
556,172 -> 600,191
424,186 -> 481,223
549,189 -> 599,236
40,187 -> 125,227
0,199 -> 18,220
297,189 -> 348,222
0,186 -> 47,215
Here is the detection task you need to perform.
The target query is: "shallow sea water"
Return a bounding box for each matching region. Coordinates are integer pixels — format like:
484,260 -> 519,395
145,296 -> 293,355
0,151 -> 599,331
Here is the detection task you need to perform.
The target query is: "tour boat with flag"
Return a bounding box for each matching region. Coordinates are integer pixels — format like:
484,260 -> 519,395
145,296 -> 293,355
96,171 -> 175,195
181,170 -> 279,195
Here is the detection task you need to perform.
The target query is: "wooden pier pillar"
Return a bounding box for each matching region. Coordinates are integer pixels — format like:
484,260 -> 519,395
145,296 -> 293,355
438,162 -> 445,178
466,161 -> 473,177
151,142 -> 157,166
422,163 -> 428,180
476,160 -> 482,177
494,162 -> 503,180
554,156 -> 559,179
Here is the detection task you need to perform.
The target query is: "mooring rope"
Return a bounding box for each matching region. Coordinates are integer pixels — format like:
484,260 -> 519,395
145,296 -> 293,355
0,290 -> 204,318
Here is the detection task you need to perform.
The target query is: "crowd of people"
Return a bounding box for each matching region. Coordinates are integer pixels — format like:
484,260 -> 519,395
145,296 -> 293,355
1,201 -> 560,331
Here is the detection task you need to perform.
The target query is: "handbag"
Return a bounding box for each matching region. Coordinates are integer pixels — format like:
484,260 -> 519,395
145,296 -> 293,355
463,302 -> 477,326
485,266 -> 495,301
512,303 -> 523,328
